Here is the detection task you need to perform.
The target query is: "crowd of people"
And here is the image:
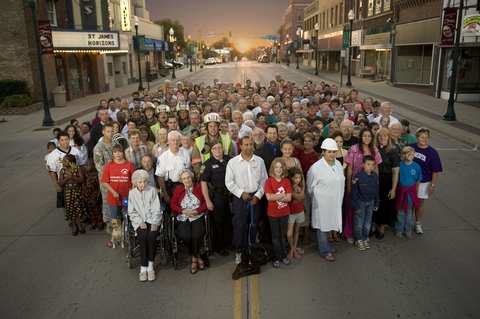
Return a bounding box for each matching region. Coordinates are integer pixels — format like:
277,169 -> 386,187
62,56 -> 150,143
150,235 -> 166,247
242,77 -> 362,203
45,75 -> 443,281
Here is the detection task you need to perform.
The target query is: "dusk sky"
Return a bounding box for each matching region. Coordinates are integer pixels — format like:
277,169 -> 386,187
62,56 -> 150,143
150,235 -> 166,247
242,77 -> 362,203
145,0 -> 291,52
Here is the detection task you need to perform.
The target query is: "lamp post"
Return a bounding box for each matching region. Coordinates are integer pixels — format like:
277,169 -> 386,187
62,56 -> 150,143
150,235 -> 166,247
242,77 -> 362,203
286,34 -> 290,67
346,10 -> 355,87
188,35 -> 193,72
170,28 -> 176,79
296,28 -> 301,69
314,23 -> 319,76
134,17 -> 144,91
443,0 -> 463,121
28,0 -> 55,126
200,44 -> 204,69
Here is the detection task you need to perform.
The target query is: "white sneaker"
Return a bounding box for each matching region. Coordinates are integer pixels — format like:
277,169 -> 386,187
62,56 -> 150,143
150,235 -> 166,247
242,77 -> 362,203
414,224 -> 423,234
235,253 -> 242,264
355,240 -> 366,251
347,238 -> 354,244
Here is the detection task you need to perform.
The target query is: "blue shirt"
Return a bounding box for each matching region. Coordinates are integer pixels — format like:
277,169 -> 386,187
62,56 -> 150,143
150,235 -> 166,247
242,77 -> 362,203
350,169 -> 380,210
267,142 -> 277,157
399,161 -> 422,201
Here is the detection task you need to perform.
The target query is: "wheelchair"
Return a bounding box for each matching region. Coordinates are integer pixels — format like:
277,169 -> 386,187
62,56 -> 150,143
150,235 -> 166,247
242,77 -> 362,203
168,210 -> 214,270
122,204 -> 170,269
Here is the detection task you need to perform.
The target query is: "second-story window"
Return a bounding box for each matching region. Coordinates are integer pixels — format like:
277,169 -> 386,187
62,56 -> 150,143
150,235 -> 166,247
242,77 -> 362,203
47,0 -> 57,26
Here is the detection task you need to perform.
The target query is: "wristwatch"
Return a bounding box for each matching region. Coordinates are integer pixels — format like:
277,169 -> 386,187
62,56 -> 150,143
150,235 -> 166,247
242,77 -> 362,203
431,184 -> 435,187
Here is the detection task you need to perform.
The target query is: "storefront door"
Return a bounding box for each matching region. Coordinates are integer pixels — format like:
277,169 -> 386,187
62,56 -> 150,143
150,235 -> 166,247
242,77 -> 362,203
82,55 -> 93,95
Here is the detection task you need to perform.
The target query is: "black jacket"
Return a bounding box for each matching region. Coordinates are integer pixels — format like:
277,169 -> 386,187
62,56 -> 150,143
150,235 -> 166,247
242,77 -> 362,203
254,142 -> 282,173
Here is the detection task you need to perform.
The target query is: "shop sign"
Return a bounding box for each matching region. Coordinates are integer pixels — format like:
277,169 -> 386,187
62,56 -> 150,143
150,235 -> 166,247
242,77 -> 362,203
52,30 -> 120,50
119,34 -> 129,50
121,0 -> 131,32
38,20 -> 54,55
440,8 -> 457,45
352,30 -> 361,46
342,30 -> 350,48
311,36 -> 317,50
138,36 -> 146,53
462,15 -> 480,37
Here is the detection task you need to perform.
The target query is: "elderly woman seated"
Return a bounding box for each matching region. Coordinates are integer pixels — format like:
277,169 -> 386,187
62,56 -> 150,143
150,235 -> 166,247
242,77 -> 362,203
128,169 -> 162,282
170,169 -> 208,274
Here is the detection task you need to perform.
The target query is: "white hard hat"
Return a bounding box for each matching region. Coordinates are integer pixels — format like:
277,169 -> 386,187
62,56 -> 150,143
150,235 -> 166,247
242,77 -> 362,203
321,138 -> 338,151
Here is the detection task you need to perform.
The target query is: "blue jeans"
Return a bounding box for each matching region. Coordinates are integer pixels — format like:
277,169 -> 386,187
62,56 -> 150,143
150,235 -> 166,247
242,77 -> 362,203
108,205 -> 123,232
395,200 -> 413,234
354,200 -> 374,242
316,229 -> 331,257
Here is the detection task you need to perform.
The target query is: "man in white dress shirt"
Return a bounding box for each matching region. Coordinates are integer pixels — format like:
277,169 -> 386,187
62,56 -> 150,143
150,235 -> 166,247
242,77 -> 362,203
225,136 -> 268,264
232,111 -> 252,139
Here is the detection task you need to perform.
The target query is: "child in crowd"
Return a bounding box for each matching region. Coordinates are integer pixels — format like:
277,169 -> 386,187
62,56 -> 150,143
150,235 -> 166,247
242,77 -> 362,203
352,125 -> 362,138
380,115 -> 390,128
369,122 -> 379,136
50,128 -> 61,146
59,154 -> 86,236
265,158 -> 292,268
287,167 -> 305,260
128,169 -> 162,282
45,142 -> 56,162
395,147 -> 422,239
350,155 -> 380,251
100,144 -> 134,247
291,132 -> 304,158
83,159 -> 105,231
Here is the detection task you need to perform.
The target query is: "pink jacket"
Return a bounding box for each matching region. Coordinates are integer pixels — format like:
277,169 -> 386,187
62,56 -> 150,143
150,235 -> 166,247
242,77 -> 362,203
395,183 -> 419,212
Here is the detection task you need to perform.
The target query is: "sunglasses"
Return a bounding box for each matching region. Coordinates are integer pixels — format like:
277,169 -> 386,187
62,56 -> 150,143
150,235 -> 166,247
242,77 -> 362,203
418,128 -> 430,133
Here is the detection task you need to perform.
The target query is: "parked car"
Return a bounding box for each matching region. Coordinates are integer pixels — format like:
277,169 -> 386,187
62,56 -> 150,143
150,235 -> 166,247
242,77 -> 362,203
205,58 -> 216,65
258,56 -> 270,63
215,57 -> 222,64
165,60 -> 183,69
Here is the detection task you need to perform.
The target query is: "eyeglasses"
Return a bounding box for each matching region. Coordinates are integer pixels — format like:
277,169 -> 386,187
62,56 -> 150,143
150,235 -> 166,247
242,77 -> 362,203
211,146 -> 223,151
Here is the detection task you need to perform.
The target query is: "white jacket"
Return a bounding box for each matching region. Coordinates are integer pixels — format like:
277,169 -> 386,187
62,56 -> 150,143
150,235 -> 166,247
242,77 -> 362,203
128,186 -> 162,230
306,157 -> 345,232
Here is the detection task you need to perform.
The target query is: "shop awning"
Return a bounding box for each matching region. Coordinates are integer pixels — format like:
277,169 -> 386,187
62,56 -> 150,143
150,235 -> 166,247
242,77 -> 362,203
145,38 -> 155,51
153,40 -> 169,51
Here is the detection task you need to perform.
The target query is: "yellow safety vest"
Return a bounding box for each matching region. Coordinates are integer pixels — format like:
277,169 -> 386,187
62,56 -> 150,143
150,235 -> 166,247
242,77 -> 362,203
194,134 -> 231,163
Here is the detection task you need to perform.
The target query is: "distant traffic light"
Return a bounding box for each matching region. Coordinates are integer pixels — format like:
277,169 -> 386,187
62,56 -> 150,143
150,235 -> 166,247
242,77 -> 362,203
177,46 -> 181,51
277,43 -> 280,47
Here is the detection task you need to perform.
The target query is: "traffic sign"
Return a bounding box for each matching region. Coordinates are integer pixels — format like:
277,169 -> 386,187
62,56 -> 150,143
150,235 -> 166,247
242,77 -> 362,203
342,30 -> 350,48
138,35 -> 146,53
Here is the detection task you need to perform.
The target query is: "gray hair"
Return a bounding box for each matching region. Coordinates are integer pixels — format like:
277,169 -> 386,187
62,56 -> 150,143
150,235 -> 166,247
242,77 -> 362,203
277,122 -> 287,130
178,168 -> 194,181
334,108 -> 345,115
381,101 -> 391,108
341,119 -> 354,127
244,120 -> 255,128
243,129 -> 254,137
132,169 -> 149,186
243,111 -> 254,121
388,121 -> 402,129
321,105 -> 331,112
266,96 -> 275,102
228,123 -> 239,130
181,131 -> 192,138
300,98 -> 310,105
168,130 -> 182,140
253,127 -> 265,136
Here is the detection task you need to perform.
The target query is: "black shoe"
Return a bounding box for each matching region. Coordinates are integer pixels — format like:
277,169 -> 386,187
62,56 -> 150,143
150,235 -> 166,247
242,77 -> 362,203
72,231 -> 78,236
89,225 -> 98,231
79,229 -> 86,234
369,229 -> 377,237
377,232 -> 385,240
216,249 -> 229,257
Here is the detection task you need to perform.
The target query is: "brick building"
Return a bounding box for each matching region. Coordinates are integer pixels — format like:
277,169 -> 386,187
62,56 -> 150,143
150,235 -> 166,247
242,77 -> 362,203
283,0 -> 311,65
0,0 -> 68,106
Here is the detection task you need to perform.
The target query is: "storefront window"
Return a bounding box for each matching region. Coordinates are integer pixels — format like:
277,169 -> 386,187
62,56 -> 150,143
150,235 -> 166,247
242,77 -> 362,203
442,48 -> 480,93
68,54 -> 80,91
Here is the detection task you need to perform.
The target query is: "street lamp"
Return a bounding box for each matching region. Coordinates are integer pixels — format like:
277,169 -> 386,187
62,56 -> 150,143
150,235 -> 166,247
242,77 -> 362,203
314,23 -> 319,76
296,28 -> 301,69
346,10 -> 355,87
286,34 -> 290,67
188,35 -> 192,72
200,44 -> 204,69
169,28 -> 176,79
134,17 -> 144,91
28,0 -> 55,126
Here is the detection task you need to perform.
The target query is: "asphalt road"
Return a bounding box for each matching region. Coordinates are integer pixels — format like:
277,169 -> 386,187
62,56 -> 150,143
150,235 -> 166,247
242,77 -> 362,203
0,62 -> 479,319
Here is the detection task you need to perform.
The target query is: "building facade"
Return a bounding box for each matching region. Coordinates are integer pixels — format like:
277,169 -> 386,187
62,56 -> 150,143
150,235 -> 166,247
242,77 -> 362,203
283,0 -> 311,65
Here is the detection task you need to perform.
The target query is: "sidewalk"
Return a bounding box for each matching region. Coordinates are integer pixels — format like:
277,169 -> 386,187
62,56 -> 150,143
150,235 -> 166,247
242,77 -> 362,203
284,63 -> 480,148
0,66 -> 203,135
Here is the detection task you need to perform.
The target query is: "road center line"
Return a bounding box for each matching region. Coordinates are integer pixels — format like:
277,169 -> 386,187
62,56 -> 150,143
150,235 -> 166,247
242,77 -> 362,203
250,275 -> 260,319
233,275 -> 242,319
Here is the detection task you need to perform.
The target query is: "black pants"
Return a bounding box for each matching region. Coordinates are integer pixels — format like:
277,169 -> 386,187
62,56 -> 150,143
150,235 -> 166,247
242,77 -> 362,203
136,223 -> 159,267
232,196 -> 261,253
258,196 -> 271,243
177,217 -> 205,257
211,193 -> 233,251
268,215 -> 289,262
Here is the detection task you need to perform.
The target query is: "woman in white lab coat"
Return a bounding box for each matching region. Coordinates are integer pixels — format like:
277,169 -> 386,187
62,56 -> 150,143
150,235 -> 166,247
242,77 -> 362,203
306,138 -> 345,262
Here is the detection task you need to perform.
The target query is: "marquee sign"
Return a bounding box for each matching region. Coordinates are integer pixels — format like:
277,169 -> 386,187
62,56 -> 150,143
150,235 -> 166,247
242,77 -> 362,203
52,30 -> 120,50
121,0 -> 131,32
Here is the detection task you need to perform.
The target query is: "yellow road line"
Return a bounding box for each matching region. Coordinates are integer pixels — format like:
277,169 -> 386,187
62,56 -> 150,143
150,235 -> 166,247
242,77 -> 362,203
233,277 -> 242,319
250,275 -> 260,319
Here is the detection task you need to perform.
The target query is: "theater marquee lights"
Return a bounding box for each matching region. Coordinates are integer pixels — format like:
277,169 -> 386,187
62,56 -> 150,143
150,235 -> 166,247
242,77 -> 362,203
121,0 -> 131,32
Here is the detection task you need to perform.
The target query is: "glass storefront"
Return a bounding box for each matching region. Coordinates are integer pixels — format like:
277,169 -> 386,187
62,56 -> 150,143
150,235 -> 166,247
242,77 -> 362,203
363,49 -> 391,77
395,45 -> 432,84
442,47 -> 480,93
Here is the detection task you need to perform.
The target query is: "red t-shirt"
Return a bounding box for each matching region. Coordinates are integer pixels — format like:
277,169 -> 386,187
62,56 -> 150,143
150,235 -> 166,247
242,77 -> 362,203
100,160 -> 134,206
298,150 -> 319,177
289,191 -> 304,215
265,177 -> 292,217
